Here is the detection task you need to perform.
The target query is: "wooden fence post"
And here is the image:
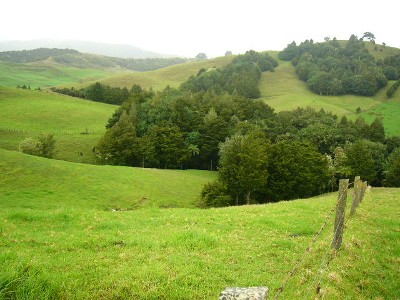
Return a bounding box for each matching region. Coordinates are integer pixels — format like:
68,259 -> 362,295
359,181 -> 367,203
331,179 -> 349,250
350,176 -> 361,216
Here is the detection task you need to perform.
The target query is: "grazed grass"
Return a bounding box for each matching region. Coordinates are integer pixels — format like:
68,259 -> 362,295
360,95 -> 400,136
0,61 -> 112,89
0,155 -> 398,299
0,149 -> 217,210
70,55 -> 234,91
0,87 -> 115,163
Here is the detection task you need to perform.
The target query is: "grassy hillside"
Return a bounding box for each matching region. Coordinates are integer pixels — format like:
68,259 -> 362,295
0,148 -> 216,210
259,53 -> 400,136
0,61 -> 113,89
0,150 -> 398,299
70,55 -> 235,91
0,87 -> 115,163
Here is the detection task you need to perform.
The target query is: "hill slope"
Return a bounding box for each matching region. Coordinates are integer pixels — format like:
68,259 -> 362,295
0,148 -> 216,210
0,87 -> 115,163
71,55 -> 235,91
0,152 -> 398,298
259,52 -> 400,136
0,61 -> 114,89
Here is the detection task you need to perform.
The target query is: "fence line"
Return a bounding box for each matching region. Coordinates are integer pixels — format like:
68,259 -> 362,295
0,127 -> 104,136
271,177 -> 368,300
273,201 -> 338,299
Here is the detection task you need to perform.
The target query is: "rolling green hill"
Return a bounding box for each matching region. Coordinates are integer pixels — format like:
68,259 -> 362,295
0,148 -> 216,210
0,148 -> 398,299
0,61 -> 113,89
0,87 -> 115,163
70,55 -> 235,91
259,51 -> 400,136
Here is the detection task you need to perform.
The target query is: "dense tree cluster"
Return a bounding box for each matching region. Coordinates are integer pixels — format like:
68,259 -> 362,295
383,54 -> 400,80
95,86 -> 275,170
181,50 -> 277,98
51,82 -> 131,105
386,79 -> 400,98
279,35 -> 392,96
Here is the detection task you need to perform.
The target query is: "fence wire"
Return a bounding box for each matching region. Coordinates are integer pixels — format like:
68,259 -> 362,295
273,203 -> 338,299
274,179 -> 364,300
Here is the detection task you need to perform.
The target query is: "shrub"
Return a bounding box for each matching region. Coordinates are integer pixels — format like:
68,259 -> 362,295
199,180 -> 232,208
19,134 -> 56,158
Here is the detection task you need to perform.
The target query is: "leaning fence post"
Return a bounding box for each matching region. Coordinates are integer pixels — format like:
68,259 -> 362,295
350,176 -> 361,216
331,179 -> 349,250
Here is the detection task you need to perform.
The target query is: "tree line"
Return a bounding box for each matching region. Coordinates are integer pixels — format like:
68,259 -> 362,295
51,83 -> 131,105
279,34 -> 400,96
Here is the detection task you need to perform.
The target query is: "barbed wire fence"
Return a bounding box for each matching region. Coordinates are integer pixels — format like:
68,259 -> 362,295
272,177 -> 368,300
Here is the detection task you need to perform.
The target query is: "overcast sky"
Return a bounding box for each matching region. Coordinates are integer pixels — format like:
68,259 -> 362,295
1,0 -> 399,57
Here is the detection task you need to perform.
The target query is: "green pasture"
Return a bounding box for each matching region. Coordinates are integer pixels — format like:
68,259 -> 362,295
0,61 -> 112,89
0,87 -> 115,163
360,96 -> 400,136
0,150 -> 398,299
70,55 -> 235,91
0,149 -> 217,210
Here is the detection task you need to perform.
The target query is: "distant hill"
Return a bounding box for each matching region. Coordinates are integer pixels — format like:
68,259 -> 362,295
0,39 -> 173,58
0,47 -> 188,72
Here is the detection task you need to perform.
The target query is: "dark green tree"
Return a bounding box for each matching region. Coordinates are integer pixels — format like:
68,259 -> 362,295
343,140 -> 378,184
384,148 -> 400,187
96,107 -> 137,165
218,131 -> 270,205
362,32 -> 376,42
149,124 -> 187,169
368,117 -> 385,143
266,141 -> 330,201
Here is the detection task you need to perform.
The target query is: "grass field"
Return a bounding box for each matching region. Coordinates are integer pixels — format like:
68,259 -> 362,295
0,149 -> 217,210
0,149 -> 398,299
0,87 -> 115,163
0,61 -> 113,89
